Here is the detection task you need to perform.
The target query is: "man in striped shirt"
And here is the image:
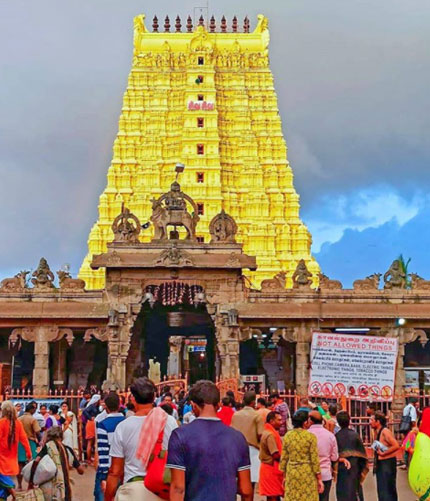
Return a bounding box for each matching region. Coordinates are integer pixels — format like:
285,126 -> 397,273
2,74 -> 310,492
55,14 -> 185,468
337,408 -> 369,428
94,392 -> 125,501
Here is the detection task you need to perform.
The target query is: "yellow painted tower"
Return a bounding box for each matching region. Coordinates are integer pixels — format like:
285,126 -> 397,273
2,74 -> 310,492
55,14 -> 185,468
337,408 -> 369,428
79,14 -> 319,289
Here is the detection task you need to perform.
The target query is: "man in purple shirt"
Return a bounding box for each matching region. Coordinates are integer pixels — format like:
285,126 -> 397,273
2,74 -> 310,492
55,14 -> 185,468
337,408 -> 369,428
308,410 -> 339,501
168,380 -> 253,501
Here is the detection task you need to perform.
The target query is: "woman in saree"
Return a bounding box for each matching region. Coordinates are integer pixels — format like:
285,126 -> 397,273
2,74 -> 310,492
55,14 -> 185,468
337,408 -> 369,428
279,410 -> 324,501
335,411 -> 369,501
0,401 -> 31,501
60,401 -> 79,460
30,426 -> 84,501
45,404 -> 64,430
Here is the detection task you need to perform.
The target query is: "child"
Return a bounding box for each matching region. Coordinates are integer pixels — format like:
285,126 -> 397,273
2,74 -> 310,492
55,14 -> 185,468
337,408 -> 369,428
85,416 -> 96,465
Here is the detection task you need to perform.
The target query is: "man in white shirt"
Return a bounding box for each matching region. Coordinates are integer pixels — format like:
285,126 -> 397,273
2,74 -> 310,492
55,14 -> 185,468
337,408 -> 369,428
402,398 -> 419,430
105,378 -> 177,501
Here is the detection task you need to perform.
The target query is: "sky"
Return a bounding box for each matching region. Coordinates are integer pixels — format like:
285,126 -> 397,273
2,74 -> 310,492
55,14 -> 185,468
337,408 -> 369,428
0,0 -> 429,287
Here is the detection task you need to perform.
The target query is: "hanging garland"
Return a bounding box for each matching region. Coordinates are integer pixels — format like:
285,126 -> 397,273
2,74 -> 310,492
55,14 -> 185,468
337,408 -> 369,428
145,282 -> 204,307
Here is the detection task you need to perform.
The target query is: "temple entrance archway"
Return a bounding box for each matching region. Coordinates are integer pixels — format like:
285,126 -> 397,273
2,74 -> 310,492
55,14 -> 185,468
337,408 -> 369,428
127,282 -> 216,385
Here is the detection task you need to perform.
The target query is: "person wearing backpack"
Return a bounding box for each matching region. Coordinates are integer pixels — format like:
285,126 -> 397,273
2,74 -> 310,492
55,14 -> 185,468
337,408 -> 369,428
401,398 -> 419,435
399,398 -> 419,468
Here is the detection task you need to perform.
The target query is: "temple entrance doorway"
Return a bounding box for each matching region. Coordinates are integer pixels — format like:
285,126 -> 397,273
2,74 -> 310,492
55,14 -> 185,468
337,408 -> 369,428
240,330 -> 296,393
128,283 -> 216,385
1,329 -> 34,391
49,334 -> 108,391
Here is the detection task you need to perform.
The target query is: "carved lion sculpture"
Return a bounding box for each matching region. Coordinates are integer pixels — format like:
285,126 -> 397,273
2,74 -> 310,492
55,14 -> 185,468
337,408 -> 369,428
0,271 -> 29,291
57,271 -> 86,291
318,273 -> 342,290
353,273 -> 381,290
410,273 -> 430,291
261,272 -> 287,291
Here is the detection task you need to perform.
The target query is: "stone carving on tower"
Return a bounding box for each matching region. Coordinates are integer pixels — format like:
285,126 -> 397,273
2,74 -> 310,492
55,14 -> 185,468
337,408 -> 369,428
209,210 -> 237,243
0,271 -> 29,292
78,13 -> 319,288
260,272 -> 286,291
57,271 -> 86,291
292,259 -> 313,289
410,273 -> 430,290
383,259 -> 406,290
318,272 -> 342,290
112,204 -> 141,243
31,258 -> 55,290
150,181 -> 199,241
353,273 -> 381,290
154,245 -> 194,266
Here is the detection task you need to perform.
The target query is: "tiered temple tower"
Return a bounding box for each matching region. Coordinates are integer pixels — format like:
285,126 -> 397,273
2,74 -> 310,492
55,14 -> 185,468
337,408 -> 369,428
79,14 -> 319,289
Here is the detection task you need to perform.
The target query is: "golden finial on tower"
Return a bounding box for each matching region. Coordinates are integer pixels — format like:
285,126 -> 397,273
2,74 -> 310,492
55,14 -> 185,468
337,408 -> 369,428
164,15 -> 170,32
186,15 -> 193,33
243,16 -> 250,33
210,15 -> 216,33
175,15 -> 181,32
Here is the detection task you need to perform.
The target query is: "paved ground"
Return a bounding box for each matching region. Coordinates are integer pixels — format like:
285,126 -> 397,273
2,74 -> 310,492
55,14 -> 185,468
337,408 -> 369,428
70,465 -> 416,500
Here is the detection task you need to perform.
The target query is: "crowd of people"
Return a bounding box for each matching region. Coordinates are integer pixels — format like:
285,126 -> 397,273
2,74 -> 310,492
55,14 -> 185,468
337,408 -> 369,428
0,383 -> 429,500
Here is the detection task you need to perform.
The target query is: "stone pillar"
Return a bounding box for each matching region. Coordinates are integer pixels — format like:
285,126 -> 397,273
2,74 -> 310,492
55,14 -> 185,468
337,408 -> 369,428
215,313 -> 240,380
108,341 -> 128,389
295,341 -> 310,395
294,325 -> 312,395
33,326 -> 51,394
106,308 -> 134,389
51,339 -> 68,387
392,341 -> 406,414
225,339 -> 240,379
391,328 -> 426,414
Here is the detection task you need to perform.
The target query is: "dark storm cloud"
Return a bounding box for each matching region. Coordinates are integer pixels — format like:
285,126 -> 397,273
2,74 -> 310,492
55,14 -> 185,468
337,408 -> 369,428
0,0 -> 429,280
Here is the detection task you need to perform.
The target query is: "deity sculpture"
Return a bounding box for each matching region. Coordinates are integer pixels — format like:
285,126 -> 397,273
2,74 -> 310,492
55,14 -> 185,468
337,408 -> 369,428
31,258 -> 55,289
111,204 -> 141,243
292,259 -> 313,289
154,245 -> 193,266
383,259 -> 406,289
209,210 -> 237,243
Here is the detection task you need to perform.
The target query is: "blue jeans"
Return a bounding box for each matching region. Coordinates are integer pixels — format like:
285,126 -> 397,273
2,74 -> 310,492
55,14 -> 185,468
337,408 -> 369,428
94,470 -> 107,501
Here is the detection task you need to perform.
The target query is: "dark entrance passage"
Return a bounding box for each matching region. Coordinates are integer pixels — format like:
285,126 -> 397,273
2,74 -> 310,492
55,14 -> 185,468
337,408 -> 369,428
129,283 -> 216,384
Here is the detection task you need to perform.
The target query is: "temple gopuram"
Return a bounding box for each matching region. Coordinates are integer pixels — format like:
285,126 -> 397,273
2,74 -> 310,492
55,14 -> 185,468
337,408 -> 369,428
0,15 -> 429,414
78,13 -> 318,290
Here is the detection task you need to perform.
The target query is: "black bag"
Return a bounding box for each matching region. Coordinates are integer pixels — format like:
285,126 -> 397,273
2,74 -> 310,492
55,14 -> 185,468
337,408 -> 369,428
399,405 -> 412,433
